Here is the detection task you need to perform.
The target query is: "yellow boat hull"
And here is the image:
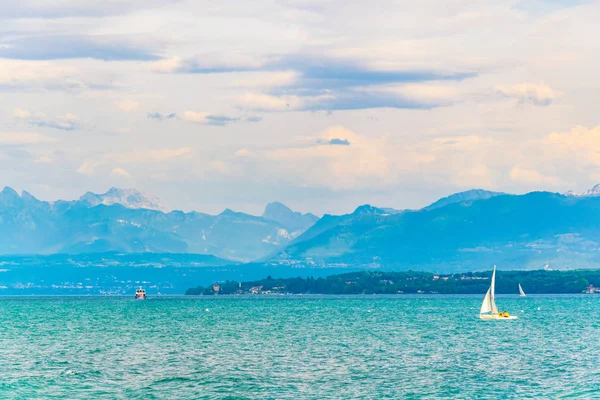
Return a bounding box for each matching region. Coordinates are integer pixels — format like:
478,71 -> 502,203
480,314 -> 518,320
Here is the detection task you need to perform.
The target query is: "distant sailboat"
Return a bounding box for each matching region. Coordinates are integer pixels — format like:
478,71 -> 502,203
519,283 -> 526,297
479,266 -> 518,320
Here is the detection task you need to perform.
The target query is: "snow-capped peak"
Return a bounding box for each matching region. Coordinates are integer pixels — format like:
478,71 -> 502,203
79,187 -> 167,211
583,184 -> 600,196
564,184 -> 600,197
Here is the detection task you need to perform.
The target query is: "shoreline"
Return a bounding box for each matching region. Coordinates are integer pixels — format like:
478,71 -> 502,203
0,292 -> 595,298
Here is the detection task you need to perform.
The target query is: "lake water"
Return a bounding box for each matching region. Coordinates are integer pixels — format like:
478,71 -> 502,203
1,295 -> 599,399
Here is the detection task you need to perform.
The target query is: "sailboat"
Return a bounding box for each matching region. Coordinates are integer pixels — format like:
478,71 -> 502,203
479,266 -> 518,320
518,283 -> 526,297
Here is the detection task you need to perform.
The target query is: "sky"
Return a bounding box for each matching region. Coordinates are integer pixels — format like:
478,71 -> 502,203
1,0 -> 599,215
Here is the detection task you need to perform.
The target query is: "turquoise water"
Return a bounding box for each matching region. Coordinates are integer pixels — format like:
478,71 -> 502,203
1,295 -> 600,399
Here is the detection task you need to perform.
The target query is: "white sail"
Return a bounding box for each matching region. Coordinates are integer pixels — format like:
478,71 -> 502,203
491,296 -> 499,314
519,283 -> 526,297
490,266 -> 498,314
480,287 -> 492,314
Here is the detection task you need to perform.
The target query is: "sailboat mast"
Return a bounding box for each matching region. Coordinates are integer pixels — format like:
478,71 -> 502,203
490,266 -> 498,314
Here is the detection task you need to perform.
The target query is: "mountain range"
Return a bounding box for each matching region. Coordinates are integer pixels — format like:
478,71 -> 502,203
3,185 -> 600,271
0,187 -> 317,261
275,187 -> 600,271
79,187 -> 167,211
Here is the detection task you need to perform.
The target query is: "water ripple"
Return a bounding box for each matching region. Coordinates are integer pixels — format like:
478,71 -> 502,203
1,295 -> 599,398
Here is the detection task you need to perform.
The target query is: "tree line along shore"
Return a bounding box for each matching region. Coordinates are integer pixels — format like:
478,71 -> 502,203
185,269 -> 600,295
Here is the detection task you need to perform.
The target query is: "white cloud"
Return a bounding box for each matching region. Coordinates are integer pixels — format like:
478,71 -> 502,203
151,53 -> 271,74
510,167 -> 560,186
234,148 -> 252,157
224,127 -> 505,191
111,167 -> 132,177
76,161 -> 104,175
1,0 -> 599,213
108,147 -> 193,163
0,60 -> 87,91
179,111 -> 248,126
74,148 -> 194,179
237,93 -> 335,111
231,71 -> 300,89
34,157 -> 53,164
14,108 -> 80,130
181,111 -> 210,123
151,57 -> 183,73
539,125 -> 600,170
210,160 -> 230,174
365,83 -> 463,106
496,82 -> 562,106
0,132 -> 59,145
234,126 -> 401,189
3,0 -> 179,18
14,108 -> 33,119
115,100 -> 141,112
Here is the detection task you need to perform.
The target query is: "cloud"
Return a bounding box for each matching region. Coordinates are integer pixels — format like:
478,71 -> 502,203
14,108 -> 80,131
2,0 -> 180,18
0,35 -> 160,61
76,161 -> 104,175
182,111 -> 240,126
115,100 -> 141,112
160,52 -> 476,82
230,71 -> 300,89
271,54 -> 476,86
34,157 -> 53,164
74,148 -> 194,177
151,54 -> 271,74
180,111 -> 260,126
247,126 -> 395,189
111,167 -> 132,178
236,82 -> 466,112
496,82 -> 562,106
108,147 -> 193,163
181,111 -> 213,124
319,138 -> 351,146
539,125 -> 600,170
234,148 -> 252,157
0,0 -> 598,214
162,51 -> 477,111
0,132 -> 59,145
151,57 -> 184,74
222,127 -> 509,191
13,109 -> 31,119
510,167 -> 560,186
363,83 -> 463,107
0,60 -> 90,91
148,112 -> 177,120
237,93 -> 335,111
146,111 -> 261,125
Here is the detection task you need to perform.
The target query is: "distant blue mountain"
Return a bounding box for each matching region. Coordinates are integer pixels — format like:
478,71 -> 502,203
423,189 -> 504,211
262,202 -> 318,232
0,187 -> 316,262
7,185 -> 600,272
272,188 -> 600,271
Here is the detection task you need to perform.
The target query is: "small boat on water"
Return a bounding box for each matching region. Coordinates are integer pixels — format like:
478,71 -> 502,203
135,287 -> 146,300
480,266 -> 518,320
519,283 -> 526,297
